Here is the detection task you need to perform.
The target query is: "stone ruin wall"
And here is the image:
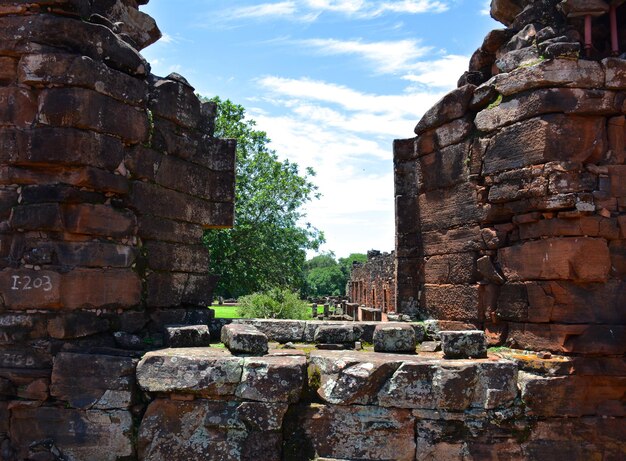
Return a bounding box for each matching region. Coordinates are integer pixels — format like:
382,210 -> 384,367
0,0 -> 236,459
348,251 -> 396,317
0,0 -> 623,460
394,0 -> 626,357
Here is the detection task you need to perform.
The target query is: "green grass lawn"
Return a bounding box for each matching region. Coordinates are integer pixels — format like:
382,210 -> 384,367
212,304 -> 240,319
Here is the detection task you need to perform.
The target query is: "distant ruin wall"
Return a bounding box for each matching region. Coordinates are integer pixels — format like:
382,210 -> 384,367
395,0 -> 626,357
0,0 -> 235,458
348,250 -> 396,315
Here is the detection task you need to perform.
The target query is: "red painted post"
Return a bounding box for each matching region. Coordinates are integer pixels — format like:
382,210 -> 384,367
610,5 -> 619,55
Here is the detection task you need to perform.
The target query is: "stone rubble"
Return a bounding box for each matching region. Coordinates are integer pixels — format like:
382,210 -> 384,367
440,330 -> 488,359
221,323 -> 269,356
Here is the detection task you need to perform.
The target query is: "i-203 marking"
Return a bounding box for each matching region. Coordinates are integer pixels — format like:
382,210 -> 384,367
10,275 -> 53,292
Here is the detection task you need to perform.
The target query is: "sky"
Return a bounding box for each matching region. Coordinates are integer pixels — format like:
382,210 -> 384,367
140,0 -> 501,259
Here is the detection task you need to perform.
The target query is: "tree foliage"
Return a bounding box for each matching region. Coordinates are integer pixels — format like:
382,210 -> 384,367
303,252 -> 367,297
237,288 -> 310,320
203,97 -> 324,298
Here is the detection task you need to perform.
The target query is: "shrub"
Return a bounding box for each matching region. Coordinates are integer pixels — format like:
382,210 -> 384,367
237,288 -> 310,320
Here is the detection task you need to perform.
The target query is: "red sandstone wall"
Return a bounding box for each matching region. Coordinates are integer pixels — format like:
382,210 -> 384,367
349,251 -> 396,314
394,1 -> 626,357
0,1 -> 235,457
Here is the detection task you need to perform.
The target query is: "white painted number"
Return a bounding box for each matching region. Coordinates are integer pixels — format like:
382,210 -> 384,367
9,275 -> 53,292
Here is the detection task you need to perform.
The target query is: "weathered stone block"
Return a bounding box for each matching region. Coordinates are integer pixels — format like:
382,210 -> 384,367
149,77 -> 202,130
0,15 -> 148,75
136,348 -> 243,396
499,237 -> 610,282
393,137 -> 417,162
130,181 -> 233,227
1,127 -> 125,170
518,216 -> 620,241
154,153 -> 235,202
0,269 -> 62,309
475,88 -> 617,133
373,323 -> 417,353
418,182 -> 485,232
232,319 -> 306,343
0,87 -> 36,128
417,141 -> 469,192
610,240 -> 626,276
10,407 -> 134,461
422,225 -> 484,256
309,351 -> 403,405
519,372 -> 626,417
415,85 -> 475,135
421,284 -> 481,322
147,272 -> 218,308
440,330 -> 487,359
144,241 -> 209,273
138,399 -> 284,461
491,58 -> 605,96
314,325 -> 355,344
47,311 -> 110,339
65,203 -> 136,237
603,57 -> 626,89
236,356 -> 306,403
19,53 -> 147,105
507,323 -> 626,355
284,404 -> 416,461
484,115 -> 606,174
38,88 -> 149,144
0,56 -> 16,84
497,280 -> 626,324
221,323 -> 269,355
61,269 -> 142,309
138,214 -> 204,243
50,353 -> 136,410
165,325 -> 211,348
424,252 -> 477,284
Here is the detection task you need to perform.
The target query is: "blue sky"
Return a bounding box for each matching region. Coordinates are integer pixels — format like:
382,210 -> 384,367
140,0 -> 500,258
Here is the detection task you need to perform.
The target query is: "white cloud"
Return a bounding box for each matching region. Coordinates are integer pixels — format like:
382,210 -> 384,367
220,0 -> 451,22
250,67 -> 463,255
481,0 -> 491,16
375,0 -> 449,15
300,38 -> 432,74
159,33 -> 177,44
231,1 -> 298,18
402,54 -> 468,88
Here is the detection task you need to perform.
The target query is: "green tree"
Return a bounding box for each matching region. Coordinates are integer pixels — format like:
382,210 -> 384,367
338,253 -> 368,278
204,97 -> 324,298
303,252 -> 367,297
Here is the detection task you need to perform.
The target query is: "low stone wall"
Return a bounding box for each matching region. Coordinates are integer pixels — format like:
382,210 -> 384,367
3,343 -> 624,460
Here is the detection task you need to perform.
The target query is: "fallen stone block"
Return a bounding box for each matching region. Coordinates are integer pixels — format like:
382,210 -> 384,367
165,325 -> 211,348
440,330 -> 487,359
314,325 -> 355,345
373,323 -> 417,353
232,319 -> 305,343
221,323 -> 268,356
